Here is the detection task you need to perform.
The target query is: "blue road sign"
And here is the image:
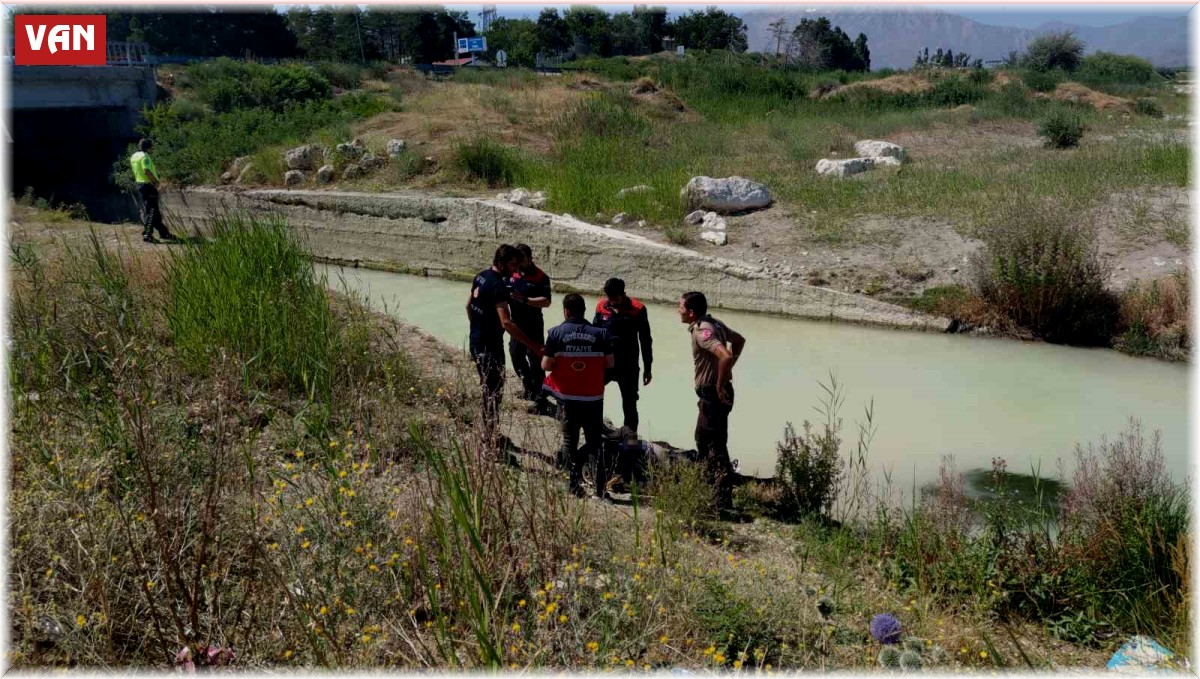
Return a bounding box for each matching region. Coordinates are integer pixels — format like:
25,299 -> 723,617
457,37 -> 487,53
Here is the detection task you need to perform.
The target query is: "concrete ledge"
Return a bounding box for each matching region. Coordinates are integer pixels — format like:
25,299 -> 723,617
164,187 -> 953,332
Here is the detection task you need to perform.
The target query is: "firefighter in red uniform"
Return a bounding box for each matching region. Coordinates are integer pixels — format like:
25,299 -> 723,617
678,291 -> 746,509
593,278 -> 653,433
542,293 -> 614,497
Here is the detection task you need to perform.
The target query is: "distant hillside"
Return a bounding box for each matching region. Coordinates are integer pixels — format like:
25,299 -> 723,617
742,8 -> 1190,69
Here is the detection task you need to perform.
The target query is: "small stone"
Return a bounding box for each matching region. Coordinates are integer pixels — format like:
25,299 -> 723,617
700,230 -> 728,246
700,212 -> 727,231
386,138 -> 407,157
949,266 -> 960,274
617,184 -> 653,198
284,170 -> 305,186
342,163 -> 364,179
316,164 -> 334,184
221,171 -> 233,183
612,212 -> 630,226
595,212 -> 604,221
637,220 -> 647,228
685,210 -> 706,225
1154,257 -> 1167,267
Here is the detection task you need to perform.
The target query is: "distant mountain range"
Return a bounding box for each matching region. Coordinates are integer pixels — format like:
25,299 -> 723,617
741,8 -> 1190,69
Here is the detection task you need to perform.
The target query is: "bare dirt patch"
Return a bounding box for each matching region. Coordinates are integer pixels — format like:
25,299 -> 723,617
1092,187 -> 1190,290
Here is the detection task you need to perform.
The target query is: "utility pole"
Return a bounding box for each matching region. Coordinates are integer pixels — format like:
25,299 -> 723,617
354,9 -> 366,64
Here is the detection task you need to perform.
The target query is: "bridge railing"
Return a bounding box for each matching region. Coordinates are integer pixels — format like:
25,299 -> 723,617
106,41 -> 150,66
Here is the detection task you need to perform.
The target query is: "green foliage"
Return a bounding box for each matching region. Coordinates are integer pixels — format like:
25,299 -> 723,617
449,137 -> 526,187
972,202 -> 1118,345
185,58 -> 331,113
165,212 -> 338,400
925,75 -> 990,106
1077,52 -> 1161,87
137,93 -> 390,185
1135,97 -> 1164,118
1037,109 -> 1085,148
1024,31 -> 1085,72
669,7 -> 748,52
648,459 -> 718,529
1021,68 -> 1064,93
789,18 -> 869,72
773,378 -> 847,521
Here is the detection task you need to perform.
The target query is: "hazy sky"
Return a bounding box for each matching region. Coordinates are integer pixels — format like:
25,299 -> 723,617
466,3 -> 1190,28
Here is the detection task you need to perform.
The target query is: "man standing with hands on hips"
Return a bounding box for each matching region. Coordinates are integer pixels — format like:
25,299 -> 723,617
678,291 -> 746,509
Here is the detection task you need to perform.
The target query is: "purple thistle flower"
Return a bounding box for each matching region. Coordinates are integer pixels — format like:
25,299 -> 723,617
870,613 -> 903,644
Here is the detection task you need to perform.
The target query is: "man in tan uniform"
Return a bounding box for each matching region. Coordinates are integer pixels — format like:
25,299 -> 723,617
677,291 -> 746,508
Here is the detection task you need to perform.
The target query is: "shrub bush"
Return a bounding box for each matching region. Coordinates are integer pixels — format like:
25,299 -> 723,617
1022,68 -> 1064,93
648,459 -> 718,529
1077,52 -> 1160,86
187,58 -> 332,113
972,203 -> 1118,344
450,137 -> 525,187
774,421 -> 842,519
925,75 -> 990,106
968,67 -> 994,85
1024,31 -> 1085,72
1135,97 -> 1164,118
1038,109 -> 1085,148
1115,272 -> 1189,360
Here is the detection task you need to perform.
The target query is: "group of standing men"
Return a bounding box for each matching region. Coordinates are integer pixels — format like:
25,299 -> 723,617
467,244 -> 745,505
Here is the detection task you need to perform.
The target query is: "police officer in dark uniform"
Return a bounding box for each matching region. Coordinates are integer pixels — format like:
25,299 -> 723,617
506,244 -> 554,415
593,278 -> 653,433
467,244 -> 545,454
542,293 -> 614,497
678,291 -> 746,509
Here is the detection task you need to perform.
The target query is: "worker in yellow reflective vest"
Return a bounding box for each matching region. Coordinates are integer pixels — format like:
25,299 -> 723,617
130,138 -> 177,244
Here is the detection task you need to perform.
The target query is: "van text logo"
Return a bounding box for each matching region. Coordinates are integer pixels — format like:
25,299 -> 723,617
14,15 -> 106,66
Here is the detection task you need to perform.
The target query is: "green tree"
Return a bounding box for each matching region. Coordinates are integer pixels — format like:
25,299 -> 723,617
485,17 -> 538,67
633,5 -> 668,54
1025,30 -> 1085,72
789,17 -> 866,71
853,32 -> 870,71
564,6 -> 613,57
610,12 -> 640,55
535,8 -> 570,54
669,7 -> 748,52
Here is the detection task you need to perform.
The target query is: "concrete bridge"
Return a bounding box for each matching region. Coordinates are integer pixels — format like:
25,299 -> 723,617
9,61 -> 158,221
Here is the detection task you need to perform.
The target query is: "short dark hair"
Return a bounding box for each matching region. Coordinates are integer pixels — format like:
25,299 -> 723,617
138,138 -> 152,151
603,277 -> 625,297
681,291 -> 707,318
563,293 -> 586,318
493,244 -> 521,267
514,243 -> 533,260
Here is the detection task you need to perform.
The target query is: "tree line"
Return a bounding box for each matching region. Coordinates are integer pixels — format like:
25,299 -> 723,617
9,4 -> 755,66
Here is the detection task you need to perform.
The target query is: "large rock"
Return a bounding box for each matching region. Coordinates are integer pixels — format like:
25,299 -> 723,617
284,170 -> 305,186
853,140 -> 908,161
386,139 -> 406,157
285,145 -> 321,171
499,188 -> 547,210
700,230 -> 728,246
680,176 -> 771,214
336,142 -> 365,159
815,158 -> 876,177
316,164 -> 334,184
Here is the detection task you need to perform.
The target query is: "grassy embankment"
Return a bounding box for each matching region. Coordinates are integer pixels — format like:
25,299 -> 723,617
7,207 -> 1190,670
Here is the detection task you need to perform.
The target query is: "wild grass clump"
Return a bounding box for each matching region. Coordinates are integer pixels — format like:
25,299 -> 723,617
449,137 -> 526,187
972,203 -> 1118,345
1114,272 -> 1189,361
1037,109 -> 1085,148
1077,53 -> 1163,93
1135,97 -> 1165,118
165,212 -> 338,399
1021,69 -> 1065,93
648,459 -> 718,530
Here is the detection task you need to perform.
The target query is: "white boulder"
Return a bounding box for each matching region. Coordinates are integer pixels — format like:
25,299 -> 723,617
680,176 -> 771,214
701,212 -> 727,231
499,188 -> 547,210
700,230 -> 728,246
815,158 -> 876,177
386,139 -> 407,157
853,140 -> 908,161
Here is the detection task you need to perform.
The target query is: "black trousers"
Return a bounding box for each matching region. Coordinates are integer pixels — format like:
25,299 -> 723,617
472,347 -> 505,445
508,327 -> 545,402
606,365 -> 640,432
560,399 -> 605,496
695,384 -> 734,506
137,183 -> 171,239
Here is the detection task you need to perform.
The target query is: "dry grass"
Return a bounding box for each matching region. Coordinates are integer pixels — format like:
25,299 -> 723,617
819,73 -> 934,100
1042,82 -> 1135,114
